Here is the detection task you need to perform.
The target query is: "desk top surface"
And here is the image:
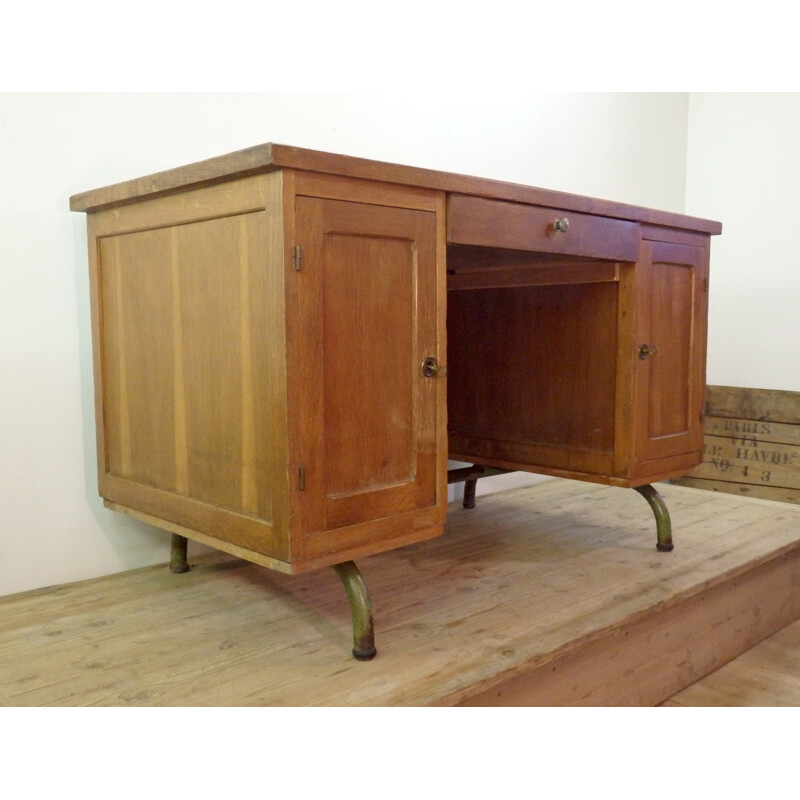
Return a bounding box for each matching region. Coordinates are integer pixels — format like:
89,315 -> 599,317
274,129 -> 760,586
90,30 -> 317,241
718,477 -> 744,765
69,142 -> 722,235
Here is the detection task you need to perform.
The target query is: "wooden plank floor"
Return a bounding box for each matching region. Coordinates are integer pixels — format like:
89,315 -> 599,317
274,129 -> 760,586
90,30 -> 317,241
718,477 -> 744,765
664,617 -> 800,706
2,479 -> 800,706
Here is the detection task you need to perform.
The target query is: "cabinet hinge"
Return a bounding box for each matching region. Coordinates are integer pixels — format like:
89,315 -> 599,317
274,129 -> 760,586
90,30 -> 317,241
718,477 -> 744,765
294,244 -> 302,271
298,465 -> 306,491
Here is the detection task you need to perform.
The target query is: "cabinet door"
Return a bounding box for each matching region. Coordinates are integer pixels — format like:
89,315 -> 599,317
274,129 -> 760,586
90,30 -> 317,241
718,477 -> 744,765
634,240 -> 709,464
294,196 -> 442,536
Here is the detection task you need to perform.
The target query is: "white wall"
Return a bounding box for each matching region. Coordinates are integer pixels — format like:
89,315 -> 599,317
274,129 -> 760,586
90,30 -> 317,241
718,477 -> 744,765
0,92 -> 690,597
685,93 -> 800,392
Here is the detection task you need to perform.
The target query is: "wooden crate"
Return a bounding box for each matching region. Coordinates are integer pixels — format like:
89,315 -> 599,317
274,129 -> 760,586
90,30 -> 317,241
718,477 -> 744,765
673,385 -> 800,504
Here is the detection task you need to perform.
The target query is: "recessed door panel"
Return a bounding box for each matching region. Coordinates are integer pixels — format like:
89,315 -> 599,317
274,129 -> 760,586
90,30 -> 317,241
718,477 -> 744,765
634,240 -> 708,462
99,212 -> 275,521
295,196 -> 441,535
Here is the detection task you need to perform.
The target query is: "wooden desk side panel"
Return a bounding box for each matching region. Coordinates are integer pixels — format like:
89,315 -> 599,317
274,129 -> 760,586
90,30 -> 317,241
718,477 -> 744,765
87,173 -> 291,561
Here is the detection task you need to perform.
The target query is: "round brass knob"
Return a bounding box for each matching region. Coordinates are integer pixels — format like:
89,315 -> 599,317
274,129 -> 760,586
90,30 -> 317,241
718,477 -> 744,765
639,344 -> 659,360
421,356 -> 440,377
552,217 -> 570,233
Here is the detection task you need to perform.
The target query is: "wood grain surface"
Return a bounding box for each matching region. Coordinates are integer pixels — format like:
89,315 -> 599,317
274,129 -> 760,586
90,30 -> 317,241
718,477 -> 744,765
2,479 -> 799,706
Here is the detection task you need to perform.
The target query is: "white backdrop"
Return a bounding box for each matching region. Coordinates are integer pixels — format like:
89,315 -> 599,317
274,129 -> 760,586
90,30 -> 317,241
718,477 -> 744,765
0,91 -> 749,597
686,93 -> 800,392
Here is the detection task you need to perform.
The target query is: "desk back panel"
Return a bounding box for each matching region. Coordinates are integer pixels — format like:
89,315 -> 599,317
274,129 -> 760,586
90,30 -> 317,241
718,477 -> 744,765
447,281 -> 619,475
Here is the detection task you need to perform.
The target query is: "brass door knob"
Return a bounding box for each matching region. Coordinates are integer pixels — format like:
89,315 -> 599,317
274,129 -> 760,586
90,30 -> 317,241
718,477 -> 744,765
421,357 -> 441,377
552,217 -> 570,233
639,344 -> 659,360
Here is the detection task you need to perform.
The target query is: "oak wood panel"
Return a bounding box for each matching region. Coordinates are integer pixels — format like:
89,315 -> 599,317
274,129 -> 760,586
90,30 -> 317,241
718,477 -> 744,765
448,194 -> 640,260
447,245 -> 619,290
108,500 -> 445,574
448,441 -> 616,481
281,174 -> 447,567
612,262 -> 637,476
69,144 -> 287,212
70,143 -> 722,236
633,240 -> 708,463
444,450 -> 698,488
292,170 -> 441,212
627,451 -> 704,483
640,224 -> 714,247
648,263 -> 693,434
298,506 -> 445,563
447,244 -> 607,272
102,486 -> 286,565
101,213 -> 274,514
89,175 -> 271,238
294,196 -> 441,536
448,263 -> 618,291
447,283 -> 619,471
323,235 -> 414,495
91,172 -> 290,561
101,229 -> 176,489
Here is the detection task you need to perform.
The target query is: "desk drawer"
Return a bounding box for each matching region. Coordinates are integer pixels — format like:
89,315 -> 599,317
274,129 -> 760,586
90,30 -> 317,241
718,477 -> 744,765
448,195 -> 640,261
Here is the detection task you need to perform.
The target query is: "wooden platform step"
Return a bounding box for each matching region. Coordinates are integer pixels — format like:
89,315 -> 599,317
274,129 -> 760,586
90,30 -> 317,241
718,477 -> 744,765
663,614 -> 800,706
2,479 -> 800,706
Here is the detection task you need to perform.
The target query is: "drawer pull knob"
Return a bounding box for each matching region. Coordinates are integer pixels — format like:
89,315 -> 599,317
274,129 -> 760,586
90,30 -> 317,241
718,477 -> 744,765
552,217 -> 570,233
421,356 -> 441,377
639,344 -> 659,360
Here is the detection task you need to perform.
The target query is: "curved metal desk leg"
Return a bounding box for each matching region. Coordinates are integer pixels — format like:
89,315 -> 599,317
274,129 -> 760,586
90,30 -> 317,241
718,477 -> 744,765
634,484 -> 674,552
463,477 -> 478,509
170,533 -> 190,573
332,561 -> 377,661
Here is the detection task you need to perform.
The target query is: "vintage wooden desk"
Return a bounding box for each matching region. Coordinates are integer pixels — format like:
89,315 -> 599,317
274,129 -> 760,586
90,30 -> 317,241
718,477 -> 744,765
70,144 -> 722,659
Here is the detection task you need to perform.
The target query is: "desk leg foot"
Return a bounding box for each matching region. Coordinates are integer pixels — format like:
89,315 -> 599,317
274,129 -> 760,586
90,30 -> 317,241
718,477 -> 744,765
170,533 -> 190,573
447,465 -> 512,509
332,561 -> 377,661
463,477 -> 478,509
633,484 -> 674,552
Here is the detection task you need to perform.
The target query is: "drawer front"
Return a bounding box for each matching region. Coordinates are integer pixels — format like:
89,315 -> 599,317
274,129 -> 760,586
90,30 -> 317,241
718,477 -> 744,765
448,194 -> 640,261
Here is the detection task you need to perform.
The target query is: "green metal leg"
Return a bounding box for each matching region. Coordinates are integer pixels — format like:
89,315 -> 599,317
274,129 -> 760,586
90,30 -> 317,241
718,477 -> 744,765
170,533 -> 190,573
463,477 -> 478,509
634,484 -> 674,552
447,464 -> 511,509
332,561 -> 377,661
